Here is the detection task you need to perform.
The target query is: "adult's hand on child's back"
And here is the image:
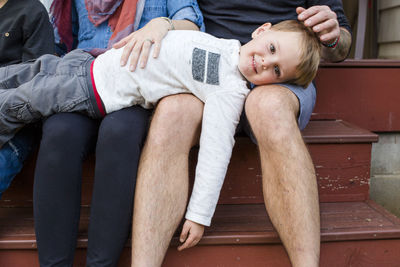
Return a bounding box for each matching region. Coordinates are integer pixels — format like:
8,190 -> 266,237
296,5 -> 340,45
177,219 -> 205,251
113,17 -> 171,71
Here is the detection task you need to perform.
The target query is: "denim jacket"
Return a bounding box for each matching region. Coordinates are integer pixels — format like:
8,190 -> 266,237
55,0 -> 205,54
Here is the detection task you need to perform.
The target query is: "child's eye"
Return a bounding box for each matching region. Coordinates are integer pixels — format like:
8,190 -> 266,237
274,65 -> 281,77
270,44 -> 276,54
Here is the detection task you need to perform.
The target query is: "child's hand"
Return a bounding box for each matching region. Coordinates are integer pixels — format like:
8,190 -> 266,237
177,219 -> 205,251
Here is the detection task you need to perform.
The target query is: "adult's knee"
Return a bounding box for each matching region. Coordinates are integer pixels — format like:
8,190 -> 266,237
155,94 -> 203,127
40,113 -> 97,158
97,107 -> 151,152
35,114 -> 96,190
245,85 -> 300,144
147,94 -> 203,147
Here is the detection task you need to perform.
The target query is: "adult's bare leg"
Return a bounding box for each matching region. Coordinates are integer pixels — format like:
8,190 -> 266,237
245,85 -> 320,267
131,94 -> 203,267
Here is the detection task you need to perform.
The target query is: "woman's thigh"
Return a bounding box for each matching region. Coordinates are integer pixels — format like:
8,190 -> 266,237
95,106 -> 151,177
35,113 -> 98,175
86,106 -> 151,265
34,112 -> 99,204
33,113 -> 99,266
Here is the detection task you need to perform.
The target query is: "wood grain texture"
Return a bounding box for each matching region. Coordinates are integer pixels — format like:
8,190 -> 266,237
0,120 -> 377,207
314,66 -> 400,131
2,241 -> 399,267
2,201 -> 400,249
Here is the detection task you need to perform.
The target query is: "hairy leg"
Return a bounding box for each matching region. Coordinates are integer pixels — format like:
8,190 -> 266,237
245,85 -> 320,267
131,94 -> 203,267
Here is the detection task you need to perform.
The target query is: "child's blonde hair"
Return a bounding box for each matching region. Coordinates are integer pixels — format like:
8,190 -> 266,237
271,20 -> 321,88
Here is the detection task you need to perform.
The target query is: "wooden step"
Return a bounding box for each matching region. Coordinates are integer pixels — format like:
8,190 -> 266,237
314,60 -> 400,131
1,201 -> 400,266
195,120 -> 378,204
0,120 -> 378,208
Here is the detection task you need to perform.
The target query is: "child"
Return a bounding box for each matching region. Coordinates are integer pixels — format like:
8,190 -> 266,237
0,19 -> 320,242
0,0 -> 54,199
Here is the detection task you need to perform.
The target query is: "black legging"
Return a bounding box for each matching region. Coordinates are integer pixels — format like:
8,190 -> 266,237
33,107 -> 151,267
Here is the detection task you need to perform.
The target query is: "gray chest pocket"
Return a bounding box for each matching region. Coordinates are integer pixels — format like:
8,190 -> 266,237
192,48 -> 220,85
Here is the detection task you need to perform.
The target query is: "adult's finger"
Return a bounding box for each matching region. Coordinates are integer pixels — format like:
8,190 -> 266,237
297,5 -> 322,21
129,41 -> 144,72
312,18 -> 338,33
303,8 -> 337,28
296,6 -> 306,16
139,39 -> 154,68
120,38 -> 136,67
113,35 -> 129,49
319,27 -> 340,43
152,38 -> 162,59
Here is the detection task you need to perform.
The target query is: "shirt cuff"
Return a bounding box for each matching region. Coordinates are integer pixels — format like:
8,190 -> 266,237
171,6 -> 205,32
185,210 -> 211,227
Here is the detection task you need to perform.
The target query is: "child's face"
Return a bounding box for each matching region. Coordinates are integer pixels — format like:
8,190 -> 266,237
238,23 -> 302,85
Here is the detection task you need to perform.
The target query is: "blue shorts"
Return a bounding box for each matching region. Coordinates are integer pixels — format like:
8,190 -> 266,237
237,82 -> 317,144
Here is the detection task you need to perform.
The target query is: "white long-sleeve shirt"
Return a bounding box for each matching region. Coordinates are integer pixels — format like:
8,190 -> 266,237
92,30 -> 250,226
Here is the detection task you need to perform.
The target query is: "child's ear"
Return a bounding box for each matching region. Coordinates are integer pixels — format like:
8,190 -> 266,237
251,23 -> 272,39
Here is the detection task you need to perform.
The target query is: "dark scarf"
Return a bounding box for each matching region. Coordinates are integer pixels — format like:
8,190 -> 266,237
51,0 -> 138,53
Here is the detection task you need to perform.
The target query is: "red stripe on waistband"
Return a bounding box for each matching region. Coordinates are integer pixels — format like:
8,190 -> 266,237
90,60 -> 106,117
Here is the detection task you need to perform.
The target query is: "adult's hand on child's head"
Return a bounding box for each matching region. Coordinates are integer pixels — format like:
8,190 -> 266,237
296,5 -> 340,45
177,220 -> 205,251
113,17 -> 172,71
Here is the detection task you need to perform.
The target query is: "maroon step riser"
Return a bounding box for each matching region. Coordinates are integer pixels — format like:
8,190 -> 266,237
165,240 -> 400,267
2,240 -> 400,267
314,67 -> 400,132
189,142 -> 371,204
0,141 -> 372,207
0,249 -> 130,267
164,240 -> 400,267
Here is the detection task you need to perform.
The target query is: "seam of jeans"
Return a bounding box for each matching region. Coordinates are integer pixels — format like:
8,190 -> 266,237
7,140 -> 19,158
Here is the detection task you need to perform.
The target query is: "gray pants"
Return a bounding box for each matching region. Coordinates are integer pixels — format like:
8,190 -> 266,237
0,50 -> 100,148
